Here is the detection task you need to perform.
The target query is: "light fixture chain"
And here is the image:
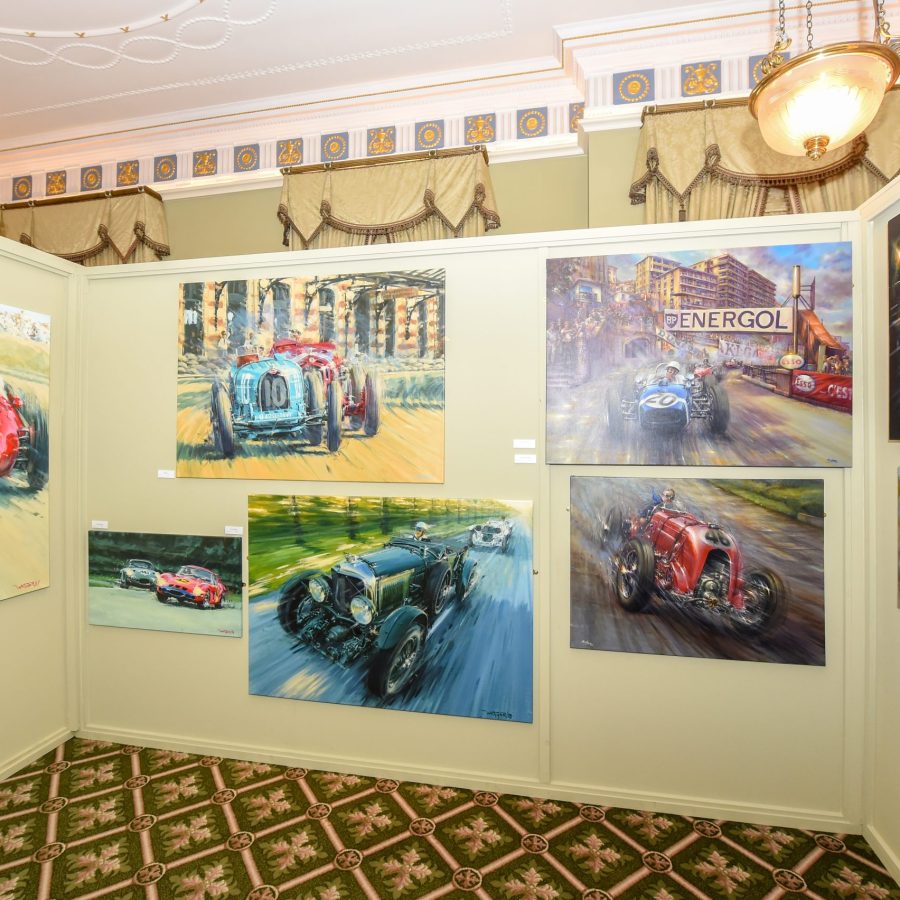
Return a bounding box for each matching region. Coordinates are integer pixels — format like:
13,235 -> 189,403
777,0 -> 786,42
806,0 -> 814,50
874,0 -> 894,44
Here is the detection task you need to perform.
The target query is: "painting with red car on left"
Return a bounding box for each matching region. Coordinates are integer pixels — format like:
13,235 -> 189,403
0,303 -> 50,601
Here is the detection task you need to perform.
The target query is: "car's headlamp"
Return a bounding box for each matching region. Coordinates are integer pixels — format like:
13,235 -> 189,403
308,577 -> 329,603
193,586 -> 204,597
350,596 -> 375,625
124,568 -> 134,576
155,575 -> 165,586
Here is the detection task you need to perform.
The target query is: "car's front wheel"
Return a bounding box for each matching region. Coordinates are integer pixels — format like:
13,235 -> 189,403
326,377 -> 343,453
24,402 -> 49,492
368,623 -> 426,698
731,569 -> 787,636
348,364 -> 366,430
615,538 -> 654,612
156,591 -> 167,604
706,383 -> 730,435
277,585 -> 309,635
363,372 -> 381,437
210,380 -> 236,458
304,370 -> 325,446
425,562 -> 452,616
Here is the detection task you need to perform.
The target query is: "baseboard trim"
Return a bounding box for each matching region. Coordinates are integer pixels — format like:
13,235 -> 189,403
862,824 -> 900,885
79,724 -> 854,833
0,727 -> 74,781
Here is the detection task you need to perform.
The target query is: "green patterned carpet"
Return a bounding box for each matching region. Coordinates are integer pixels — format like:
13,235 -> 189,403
0,737 -> 896,898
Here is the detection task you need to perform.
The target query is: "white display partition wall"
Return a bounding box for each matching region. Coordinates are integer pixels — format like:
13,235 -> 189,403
1,205 -> 898,883
859,177 -> 900,880
0,239 -> 78,773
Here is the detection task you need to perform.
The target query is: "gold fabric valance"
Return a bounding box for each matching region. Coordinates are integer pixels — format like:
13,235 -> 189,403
278,147 -> 501,250
0,188 -> 170,265
629,91 -> 900,222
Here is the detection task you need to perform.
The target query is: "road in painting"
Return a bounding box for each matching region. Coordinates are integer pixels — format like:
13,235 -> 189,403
88,531 -> 243,638
249,496 -> 533,722
0,304 -> 50,600
547,243 -> 853,467
570,477 -> 825,665
176,272 -> 444,482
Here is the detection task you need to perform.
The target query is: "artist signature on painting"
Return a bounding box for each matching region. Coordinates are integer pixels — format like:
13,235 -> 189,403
16,579 -> 42,590
218,629 -> 236,635
483,710 -> 513,720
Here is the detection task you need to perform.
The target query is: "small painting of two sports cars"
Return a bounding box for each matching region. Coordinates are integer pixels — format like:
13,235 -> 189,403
88,531 -> 242,638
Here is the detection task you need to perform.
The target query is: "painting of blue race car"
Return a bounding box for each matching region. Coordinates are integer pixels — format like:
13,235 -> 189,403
209,340 -> 381,458
606,361 -> 729,435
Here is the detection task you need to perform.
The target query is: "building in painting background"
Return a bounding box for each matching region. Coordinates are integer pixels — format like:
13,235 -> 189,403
179,271 -> 445,362
548,249 -> 848,375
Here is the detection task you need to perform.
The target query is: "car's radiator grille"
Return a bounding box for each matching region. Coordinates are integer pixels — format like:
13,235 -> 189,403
258,373 -> 290,411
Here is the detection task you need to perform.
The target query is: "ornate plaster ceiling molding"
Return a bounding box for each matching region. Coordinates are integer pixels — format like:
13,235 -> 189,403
0,1 -> 207,39
0,1 -> 277,70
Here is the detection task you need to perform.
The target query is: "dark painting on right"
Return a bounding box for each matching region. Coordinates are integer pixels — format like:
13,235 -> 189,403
890,212 -> 900,439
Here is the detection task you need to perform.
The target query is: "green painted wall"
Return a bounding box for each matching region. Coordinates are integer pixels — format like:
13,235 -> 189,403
490,154 -> 588,235
588,128 -> 644,229
166,187 -> 286,261
164,129 -> 642,259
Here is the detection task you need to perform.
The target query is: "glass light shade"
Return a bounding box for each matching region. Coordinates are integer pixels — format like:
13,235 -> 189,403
750,42 -> 900,158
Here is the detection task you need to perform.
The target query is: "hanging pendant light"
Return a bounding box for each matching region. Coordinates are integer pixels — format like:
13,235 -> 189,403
750,0 -> 900,160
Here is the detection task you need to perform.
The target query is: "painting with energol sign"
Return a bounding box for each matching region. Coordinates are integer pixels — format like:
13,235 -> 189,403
547,242 -> 852,466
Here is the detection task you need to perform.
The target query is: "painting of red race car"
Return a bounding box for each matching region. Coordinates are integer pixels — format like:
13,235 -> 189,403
0,381 -> 48,491
599,498 -> 785,636
570,477 -> 825,666
156,565 -> 228,609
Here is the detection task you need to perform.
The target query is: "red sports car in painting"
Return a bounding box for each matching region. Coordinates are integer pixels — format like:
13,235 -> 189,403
0,382 -> 48,491
156,565 -> 228,609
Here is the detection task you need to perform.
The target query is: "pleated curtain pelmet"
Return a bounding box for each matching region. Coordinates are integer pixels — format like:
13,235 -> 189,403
278,147 -> 501,250
629,90 -> 900,223
0,188 -> 170,265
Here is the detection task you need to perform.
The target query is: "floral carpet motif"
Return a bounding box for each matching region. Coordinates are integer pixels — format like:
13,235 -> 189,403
0,738 -> 896,898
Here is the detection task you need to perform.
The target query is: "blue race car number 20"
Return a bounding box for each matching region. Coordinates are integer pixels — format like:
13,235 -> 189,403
643,393 -> 679,409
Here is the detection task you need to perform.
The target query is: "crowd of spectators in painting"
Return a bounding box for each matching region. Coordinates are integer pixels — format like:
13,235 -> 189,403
823,355 -> 852,375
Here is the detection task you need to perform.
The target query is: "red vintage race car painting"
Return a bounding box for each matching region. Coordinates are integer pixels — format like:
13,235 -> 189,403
156,565 -> 227,609
570,477 -> 825,666
0,381 -> 48,491
599,499 -> 786,636
0,302 -> 51,602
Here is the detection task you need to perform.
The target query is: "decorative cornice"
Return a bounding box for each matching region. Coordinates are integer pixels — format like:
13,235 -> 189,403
0,0 -> 889,201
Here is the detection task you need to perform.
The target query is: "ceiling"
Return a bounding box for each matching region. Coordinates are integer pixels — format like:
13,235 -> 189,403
0,0 -> 696,146
0,0 -> 885,195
